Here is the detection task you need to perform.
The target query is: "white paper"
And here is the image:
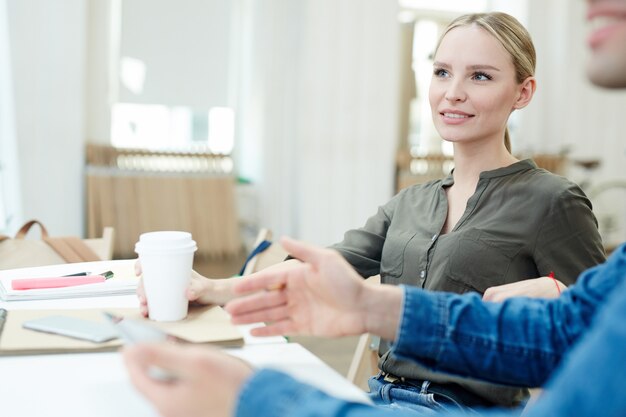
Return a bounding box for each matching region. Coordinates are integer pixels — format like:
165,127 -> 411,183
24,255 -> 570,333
0,260 -> 139,301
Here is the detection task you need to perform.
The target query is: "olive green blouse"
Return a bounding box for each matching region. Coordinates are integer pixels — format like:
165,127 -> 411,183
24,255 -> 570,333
330,159 -> 606,407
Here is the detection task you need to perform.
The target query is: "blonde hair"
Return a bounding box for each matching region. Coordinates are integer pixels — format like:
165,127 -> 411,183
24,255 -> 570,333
435,12 -> 536,152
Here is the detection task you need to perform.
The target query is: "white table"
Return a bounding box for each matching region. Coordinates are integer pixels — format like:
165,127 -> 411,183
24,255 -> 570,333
0,270 -> 369,417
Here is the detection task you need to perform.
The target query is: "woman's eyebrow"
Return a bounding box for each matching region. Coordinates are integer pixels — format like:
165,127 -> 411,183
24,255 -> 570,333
467,64 -> 501,71
432,61 -> 450,69
432,61 -> 501,72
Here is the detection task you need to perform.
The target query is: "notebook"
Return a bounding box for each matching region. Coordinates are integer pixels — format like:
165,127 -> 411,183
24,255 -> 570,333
0,305 -> 244,356
0,260 -> 139,301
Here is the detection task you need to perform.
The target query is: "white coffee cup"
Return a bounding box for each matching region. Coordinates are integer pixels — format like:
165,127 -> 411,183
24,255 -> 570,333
135,231 -> 197,321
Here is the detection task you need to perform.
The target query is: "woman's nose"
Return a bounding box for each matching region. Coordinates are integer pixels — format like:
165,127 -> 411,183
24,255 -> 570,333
445,80 -> 467,102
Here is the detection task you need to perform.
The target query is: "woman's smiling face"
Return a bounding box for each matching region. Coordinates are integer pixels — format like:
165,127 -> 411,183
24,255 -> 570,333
429,24 -> 526,147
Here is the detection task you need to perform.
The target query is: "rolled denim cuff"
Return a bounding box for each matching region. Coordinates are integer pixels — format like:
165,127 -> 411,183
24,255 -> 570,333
237,368 -> 375,417
393,285 -> 448,365
236,369 -> 307,417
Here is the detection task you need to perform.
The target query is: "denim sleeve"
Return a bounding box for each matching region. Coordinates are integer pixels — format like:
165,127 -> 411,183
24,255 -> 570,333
235,291 -> 626,417
392,244 -> 626,387
523,278 -> 626,417
236,368 -> 514,417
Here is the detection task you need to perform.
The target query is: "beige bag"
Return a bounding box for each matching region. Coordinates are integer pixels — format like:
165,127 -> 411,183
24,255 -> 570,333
0,220 -> 101,270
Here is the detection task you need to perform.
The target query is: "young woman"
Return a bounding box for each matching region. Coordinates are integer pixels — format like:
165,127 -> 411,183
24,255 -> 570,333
137,11 -> 605,414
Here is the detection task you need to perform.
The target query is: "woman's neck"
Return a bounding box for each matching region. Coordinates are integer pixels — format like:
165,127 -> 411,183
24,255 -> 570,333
451,142 -> 518,186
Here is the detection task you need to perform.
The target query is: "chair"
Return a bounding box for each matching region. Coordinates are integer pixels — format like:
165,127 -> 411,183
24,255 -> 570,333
241,228 -> 288,276
83,227 -> 115,260
347,274 -> 381,389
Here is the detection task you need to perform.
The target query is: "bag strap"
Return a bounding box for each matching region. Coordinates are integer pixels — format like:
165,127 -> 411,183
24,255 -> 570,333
8,220 -> 101,262
44,236 -> 101,263
15,220 -> 50,239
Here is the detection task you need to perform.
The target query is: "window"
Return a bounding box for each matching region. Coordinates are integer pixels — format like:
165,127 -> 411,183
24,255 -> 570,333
111,104 -> 235,153
109,0 -> 236,153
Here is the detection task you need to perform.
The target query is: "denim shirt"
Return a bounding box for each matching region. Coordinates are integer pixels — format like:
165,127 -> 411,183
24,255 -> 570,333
236,245 -> 626,417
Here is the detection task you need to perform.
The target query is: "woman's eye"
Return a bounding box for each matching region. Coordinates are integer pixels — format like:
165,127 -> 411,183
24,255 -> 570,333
472,72 -> 492,81
433,68 -> 449,78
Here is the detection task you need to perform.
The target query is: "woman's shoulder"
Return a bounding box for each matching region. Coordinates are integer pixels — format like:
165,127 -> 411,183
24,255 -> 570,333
520,165 -> 586,199
395,178 -> 444,198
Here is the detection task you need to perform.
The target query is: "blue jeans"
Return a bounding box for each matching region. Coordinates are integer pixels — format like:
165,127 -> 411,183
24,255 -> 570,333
367,374 -> 470,415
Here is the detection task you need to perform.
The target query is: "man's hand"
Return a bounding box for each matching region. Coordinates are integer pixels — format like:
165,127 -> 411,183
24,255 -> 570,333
226,237 -> 402,339
123,343 -> 253,417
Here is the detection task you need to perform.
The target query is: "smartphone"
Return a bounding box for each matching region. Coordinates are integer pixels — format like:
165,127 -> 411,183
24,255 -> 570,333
103,312 -> 180,382
22,315 -> 119,343
102,312 -> 186,345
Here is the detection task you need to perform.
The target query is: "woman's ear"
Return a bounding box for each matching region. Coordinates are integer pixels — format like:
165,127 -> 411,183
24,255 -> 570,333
513,76 -> 536,110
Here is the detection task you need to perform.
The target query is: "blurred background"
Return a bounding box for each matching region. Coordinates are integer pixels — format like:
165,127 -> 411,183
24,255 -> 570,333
1,0 -> 626,274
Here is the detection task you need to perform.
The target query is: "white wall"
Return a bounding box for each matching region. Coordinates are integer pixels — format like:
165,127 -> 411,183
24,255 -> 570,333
0,0 -> 21,232
236,0 -> 400,245
85,0 -> 113,144
7,0 -> 86,236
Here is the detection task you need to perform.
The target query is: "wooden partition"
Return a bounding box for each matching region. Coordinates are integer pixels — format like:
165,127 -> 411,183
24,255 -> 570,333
86,144 -> 242,259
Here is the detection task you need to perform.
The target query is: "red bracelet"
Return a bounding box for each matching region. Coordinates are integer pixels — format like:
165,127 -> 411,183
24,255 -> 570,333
548,272 -> 561,295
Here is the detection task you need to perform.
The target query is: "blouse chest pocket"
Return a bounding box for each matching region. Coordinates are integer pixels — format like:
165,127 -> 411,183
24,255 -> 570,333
445,229 -> 523,294
380,232 -> 416,280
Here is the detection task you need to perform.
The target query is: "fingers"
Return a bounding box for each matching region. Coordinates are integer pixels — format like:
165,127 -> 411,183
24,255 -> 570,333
233,266 -> 293,295
134,259 -> 142,276
482,289 -> 507,303
482,287 -> 498,301
123,344 -> 174,402
186,275 -> 215,303
229,301 -> 291,326
249,320 -> 297,337
279,236 -> 326,265
136,278 -> 149,317
226,289 -> 288,319
125,343 -> 213,380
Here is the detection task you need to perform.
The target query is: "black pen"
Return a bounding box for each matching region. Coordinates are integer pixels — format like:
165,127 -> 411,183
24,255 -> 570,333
63,272 -> 90,277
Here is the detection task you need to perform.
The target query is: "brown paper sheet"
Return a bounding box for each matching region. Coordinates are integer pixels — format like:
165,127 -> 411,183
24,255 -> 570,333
0,305 -> 243,356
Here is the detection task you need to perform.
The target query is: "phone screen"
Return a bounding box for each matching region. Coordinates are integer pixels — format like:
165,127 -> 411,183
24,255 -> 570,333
22,315 -> 119,343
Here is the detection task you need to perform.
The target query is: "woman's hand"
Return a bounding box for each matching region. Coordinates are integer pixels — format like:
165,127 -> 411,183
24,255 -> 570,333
483,276 -> 566,302
123,343 -> 253,417
135,261 -> 239,317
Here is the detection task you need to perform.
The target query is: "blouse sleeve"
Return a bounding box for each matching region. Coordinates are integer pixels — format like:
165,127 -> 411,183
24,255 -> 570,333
328,192 -> 402,278
533,182 -> 606,285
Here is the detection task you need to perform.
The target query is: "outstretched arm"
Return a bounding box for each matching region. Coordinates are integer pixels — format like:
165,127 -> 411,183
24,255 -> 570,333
228,238 -> 624,388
